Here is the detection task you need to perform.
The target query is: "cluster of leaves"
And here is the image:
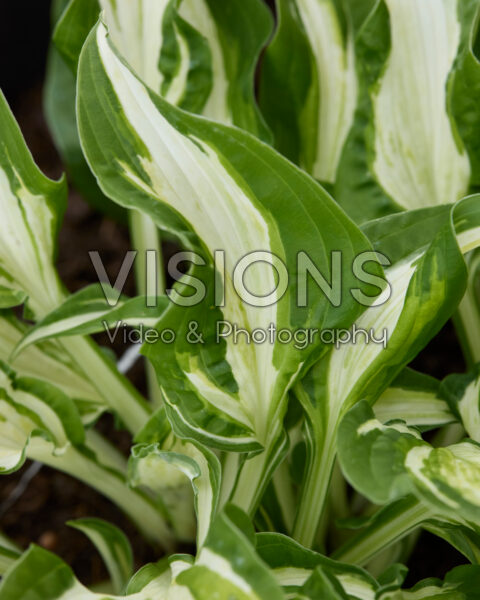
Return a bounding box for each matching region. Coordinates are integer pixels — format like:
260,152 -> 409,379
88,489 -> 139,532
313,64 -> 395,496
1,0 -> 480,598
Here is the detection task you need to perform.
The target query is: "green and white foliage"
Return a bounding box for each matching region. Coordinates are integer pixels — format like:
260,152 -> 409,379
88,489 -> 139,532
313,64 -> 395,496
455,248 -> 480,365
45,0 -> 125,221
0,361 -> 171,547
129,439 -> 220,547
0,509 -> 284,600
76,18 -> 378,510
0,76 -> 150,436
0,360 -> 85,474
0,91 -> 66,319
13,284 -> 168,355
67,518 -> 133,594
376,565 -> 480,600
336,0 -> 480,222
442,365 -> 480,441
374,369 -> 455,429
256,532 -> 480,599
260,0 -> 358,183
4,0 -> 480,595
261,0 -> 480,223
338,401 -> 480,534
49,0 -> 273,218
290,198 -> 480,546
97,0 -> 273,136
256,532 -> 379,598
0,311 -> 106,424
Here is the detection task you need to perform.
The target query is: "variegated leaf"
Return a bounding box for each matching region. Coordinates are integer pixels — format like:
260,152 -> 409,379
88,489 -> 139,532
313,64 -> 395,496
374,369 -> 454,429
55,0 -> 272,134
377,565 -> 480,600
0,311 -> 105,424
442,365 -> 480,442
336,0 -> 480,222
338,401 -> 480,534
45,0 -> 125,221
77,19 -> 378,513
67,518 -> 133,594
0,81 -> 152,436
260,0 -> 358,183
0,509 -> 284,599
129,440 -> 220,547
13,284 -> 168,356
0,545 -> 171,599
0,90 -> 66,319
455,248 -> 480,365
0,363 -> 172,548
291,198 -> 479,546
50,0 -> 273,226
256,532 -> 378,599
333,497 -> 433,568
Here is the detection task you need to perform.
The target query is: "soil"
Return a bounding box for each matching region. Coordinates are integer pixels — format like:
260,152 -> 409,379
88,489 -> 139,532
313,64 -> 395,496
0,0 -> 469,588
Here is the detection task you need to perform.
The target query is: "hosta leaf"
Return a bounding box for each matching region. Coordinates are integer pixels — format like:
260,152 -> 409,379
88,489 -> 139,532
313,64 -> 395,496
55,0 -> 272,134
300,201 -> 466,432
67,518 -> 133,594
2,315 -> 151,435
292,198 -> 471,545
442,364 -> 480,442
45,0 -> 125,222
0,361 -> 85,473
259,0 -> 358,183
49,0 -> 272,223
377,565 -> 480,600
129,440 -> 220,547
256,532 -> 378,599
13,284 -> 168,355
450,0 -> 480,188
374,369 -> 454,429
0,87 -> 153,434
124,558 -> 172,595
336,0 -> 480,222
48,442 -> 173,548
425,519 -> 480,565
53,0 -> 99,73
77,19 -> 378,515
333,497 -> 433,567
0,289 -> 27,311
336,401 -> 427,506
455,248 -> 480,365
0,90 -> 66,319
0,545 -> 171,600
168,508 -> 285,599
0,509 -> 283,599
338,401 -> 480,527
0,363 -> 172,547
336,499 -> 480,570
300,568 -> 350,600
0,311 -> 105,423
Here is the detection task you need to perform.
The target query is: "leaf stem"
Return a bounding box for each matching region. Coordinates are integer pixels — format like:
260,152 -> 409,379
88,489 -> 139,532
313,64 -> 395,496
292,425 -> 337,548
453,250 -> 480,367
230,449 -> 273,516
230,427 -> 286,516
29,437 -> 173,549
272,458 -> 296,534
333,497 -> 433,566
59,335 -> 151,435
129,210 -> 165,408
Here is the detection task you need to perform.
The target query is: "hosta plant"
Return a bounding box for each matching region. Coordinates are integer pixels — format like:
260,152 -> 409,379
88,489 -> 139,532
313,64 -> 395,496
1,0 -> 480,598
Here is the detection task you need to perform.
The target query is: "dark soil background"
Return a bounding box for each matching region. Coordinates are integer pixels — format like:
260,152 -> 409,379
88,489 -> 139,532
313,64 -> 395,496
0,0 -> 468,589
